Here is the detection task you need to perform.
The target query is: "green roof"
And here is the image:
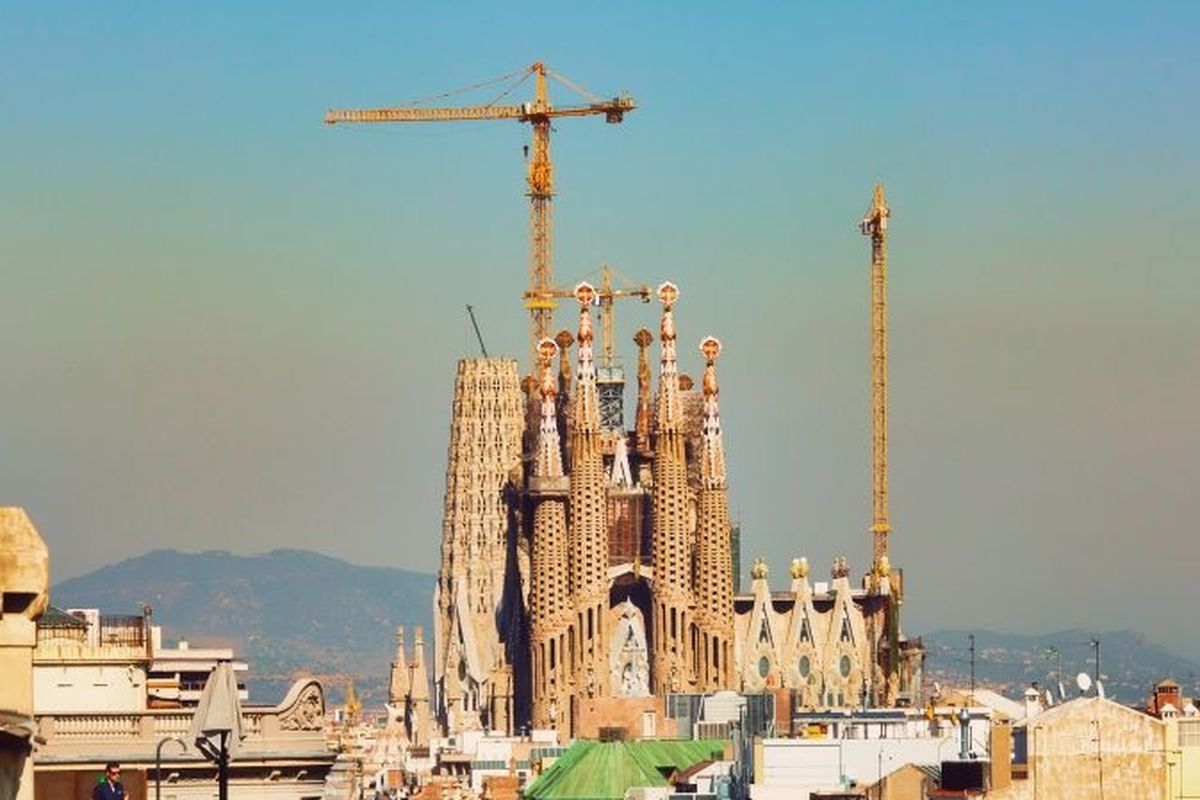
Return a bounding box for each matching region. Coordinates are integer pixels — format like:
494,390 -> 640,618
524,739 -> 725,800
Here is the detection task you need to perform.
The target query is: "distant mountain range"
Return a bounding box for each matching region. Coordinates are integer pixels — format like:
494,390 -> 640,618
922,628 -> 1199,704
51,548 -> 435,706
53,549 -> 1199,709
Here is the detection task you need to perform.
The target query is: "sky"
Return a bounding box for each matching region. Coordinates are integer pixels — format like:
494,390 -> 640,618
2,3 -> 1197,658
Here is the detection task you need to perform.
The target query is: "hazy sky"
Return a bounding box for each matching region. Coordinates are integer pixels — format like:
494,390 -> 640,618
2,4 -> 1196,658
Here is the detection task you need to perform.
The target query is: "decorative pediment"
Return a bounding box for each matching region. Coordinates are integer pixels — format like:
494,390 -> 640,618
276,680 -> 325,731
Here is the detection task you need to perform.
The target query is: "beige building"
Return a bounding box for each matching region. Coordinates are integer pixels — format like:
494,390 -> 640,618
999,696 -> 1168,800
31,605 -> 335,799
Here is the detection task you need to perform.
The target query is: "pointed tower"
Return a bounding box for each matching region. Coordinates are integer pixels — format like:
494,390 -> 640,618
528,337 -> 572,730
388,626 -> 410,725
409,626 -> 431,746
554,329 -> 575,462
568,283 -> 610,705
633,327 -> 654,454
694,336 -> 734,690
432,357 -> 525,735
651,282 -> 694,693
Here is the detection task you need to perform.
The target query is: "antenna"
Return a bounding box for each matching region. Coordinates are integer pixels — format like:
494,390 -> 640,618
1096,681 -> 1106,700
466,305 -> 489,357
1076,672 -> 1093,695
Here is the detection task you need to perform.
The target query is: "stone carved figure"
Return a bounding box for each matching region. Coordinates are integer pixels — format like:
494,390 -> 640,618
608,600 -> 650,697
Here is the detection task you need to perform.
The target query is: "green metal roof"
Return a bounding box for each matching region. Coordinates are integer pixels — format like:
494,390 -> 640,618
524,739 -> 725,800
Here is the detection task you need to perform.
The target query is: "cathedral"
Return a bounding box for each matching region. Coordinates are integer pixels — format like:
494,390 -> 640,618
430,225 -> 922,739
432,282 -> 736,738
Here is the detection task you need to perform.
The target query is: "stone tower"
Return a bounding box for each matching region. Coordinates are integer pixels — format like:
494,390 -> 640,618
567,284 -> 610,706
695,336 -> 734,691
432,358 -> 525,734
528,337 -> 572,730
650,282 -> 693,694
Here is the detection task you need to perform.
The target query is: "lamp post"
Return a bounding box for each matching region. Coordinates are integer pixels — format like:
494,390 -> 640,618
154,736 -> 187,800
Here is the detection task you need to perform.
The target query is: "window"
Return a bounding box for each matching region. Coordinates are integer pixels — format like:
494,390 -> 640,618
840,655 -> 852,678
1181,720 -> 1200,747
758,657 -> 770,678
799,655 -> 811,678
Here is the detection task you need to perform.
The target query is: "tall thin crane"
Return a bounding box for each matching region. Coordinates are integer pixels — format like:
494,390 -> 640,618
325,63 -> 635,370
860,184 -> 891,573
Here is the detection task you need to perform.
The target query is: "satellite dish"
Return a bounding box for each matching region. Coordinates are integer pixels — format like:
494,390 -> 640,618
933,681 -> 942,697
1096,681 -> 1106,699
1058,681 -> 1067,701
1044,689 -> 1054,707
1077,672 -> 1093,694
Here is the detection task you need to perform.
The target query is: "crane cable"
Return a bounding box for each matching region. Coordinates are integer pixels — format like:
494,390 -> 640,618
547,68 -> 603,103
404,66 -> 531,107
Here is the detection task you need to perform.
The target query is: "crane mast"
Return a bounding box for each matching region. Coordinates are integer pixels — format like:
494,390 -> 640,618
325,62 -> 634,371
860,184 -> 891,571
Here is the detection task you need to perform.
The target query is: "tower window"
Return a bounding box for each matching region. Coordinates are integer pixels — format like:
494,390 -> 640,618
758,657 -> 770,678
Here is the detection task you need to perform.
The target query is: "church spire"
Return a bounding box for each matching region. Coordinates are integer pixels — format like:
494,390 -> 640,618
650,280 -> 693,694
655,282 -> 682,433
409,625 -> 431,745
569,281 -> 609,701
574,283 -> 600,432
633,327 -> 653,451
534,338 -> 564,478
389,626 -> 410,705
695,335 -> 734,690
699,336 -> 726,489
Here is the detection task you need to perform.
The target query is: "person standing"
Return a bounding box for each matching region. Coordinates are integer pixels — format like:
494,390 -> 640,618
92,763 -> 127,800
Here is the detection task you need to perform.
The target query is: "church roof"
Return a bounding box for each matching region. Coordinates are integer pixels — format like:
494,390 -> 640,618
523,739 -> 725,800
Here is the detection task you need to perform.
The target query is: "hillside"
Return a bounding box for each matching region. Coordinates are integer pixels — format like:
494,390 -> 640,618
922,628 -> 1199,704
52,548 -> 435,706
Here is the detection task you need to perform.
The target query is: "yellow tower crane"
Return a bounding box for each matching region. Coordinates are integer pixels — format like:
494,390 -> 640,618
325,63 -> 635,370
860,184 -> 891,575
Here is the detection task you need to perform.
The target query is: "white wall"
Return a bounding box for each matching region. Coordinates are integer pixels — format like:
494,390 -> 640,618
752,736 -> 961,798
34,664 -> 146,713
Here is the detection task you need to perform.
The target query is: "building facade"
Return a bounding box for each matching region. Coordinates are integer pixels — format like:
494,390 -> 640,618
431,277 -> 922,740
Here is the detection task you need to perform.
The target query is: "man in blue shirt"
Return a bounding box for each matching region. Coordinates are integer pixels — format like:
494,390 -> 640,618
92,762 -> 127,800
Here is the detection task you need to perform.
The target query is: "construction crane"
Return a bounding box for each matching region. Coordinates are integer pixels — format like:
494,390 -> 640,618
536,264 -> 651,369
325,62 -> 635,370
859,184 -> 891,575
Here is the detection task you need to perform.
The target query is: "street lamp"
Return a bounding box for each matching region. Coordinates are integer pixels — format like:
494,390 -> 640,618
155,736 -> 187,800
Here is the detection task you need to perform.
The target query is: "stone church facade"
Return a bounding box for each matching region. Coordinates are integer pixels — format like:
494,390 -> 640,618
430,281 -> 921,739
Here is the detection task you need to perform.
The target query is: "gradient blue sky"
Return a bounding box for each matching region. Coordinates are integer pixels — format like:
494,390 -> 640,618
2,4 -> 1197,657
